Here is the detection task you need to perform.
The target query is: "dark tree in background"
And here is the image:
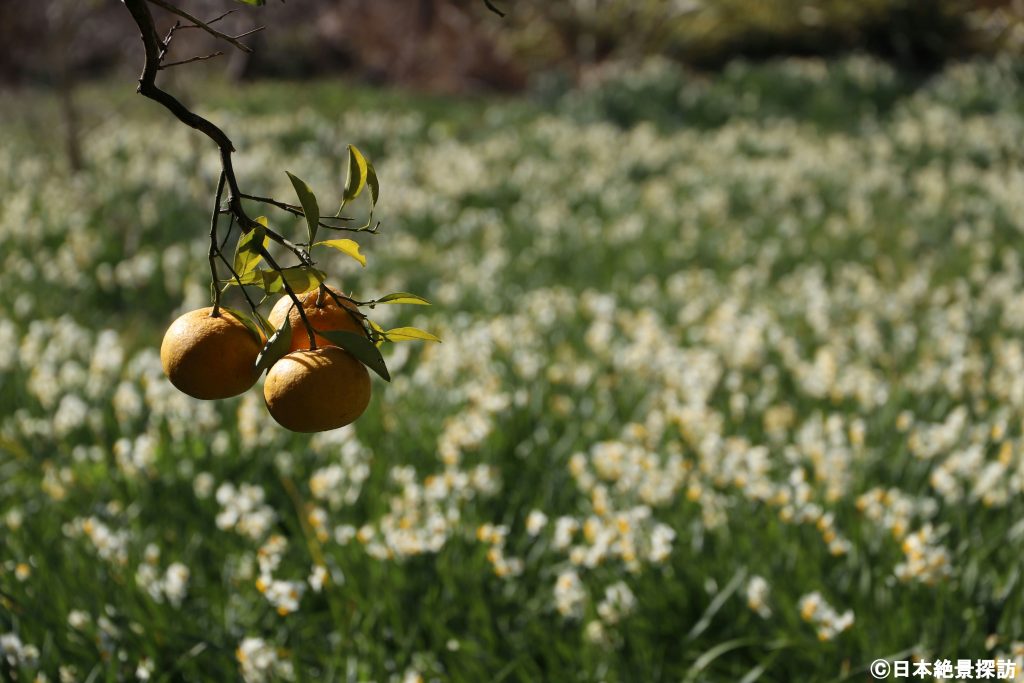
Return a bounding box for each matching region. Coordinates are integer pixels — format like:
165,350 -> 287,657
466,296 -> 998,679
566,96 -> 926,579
0,0 -> 523,91
5,0 -> 1023,90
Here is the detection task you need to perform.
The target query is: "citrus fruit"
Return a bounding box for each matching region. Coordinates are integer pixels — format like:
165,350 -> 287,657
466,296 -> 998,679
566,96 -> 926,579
160,307 -> 263,399
263,347 -> 371,432
267,287 -> 365,352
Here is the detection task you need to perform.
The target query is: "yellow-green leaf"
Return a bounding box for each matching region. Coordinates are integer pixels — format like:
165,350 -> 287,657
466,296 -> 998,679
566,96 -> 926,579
262,267 -> 326,295
344,145 -> 368,202
385,327 -> 441,343
367,318 -> 386,348
220,306 -> 264,345
366,158 -> 380,207
373,292 -> 430,306
253,310 -> 275,337
255,315 -> 292,374
286,172 -> 320,245
233,218 -> 269,275
226,269 -> 265,288
314,238 -> 366,267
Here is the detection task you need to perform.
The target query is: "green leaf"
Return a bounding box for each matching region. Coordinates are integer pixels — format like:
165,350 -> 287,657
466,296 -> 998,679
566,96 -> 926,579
286,172 -> 321,245
262,267 -> 326,295
220,306 -> 264,345
233,217 -> 268,275
314,238 -> 366,267
255,316 -> 292,374
235,0 -> 266,5
686,568 -> 747,641
372,292 -> 431,306
344,145 -> 368,202
317,330 -> 391,381
385,327 -> 441,343
254,310 -> 275,337
225,269 -> 265,288
366,158 -> 380,207
683,639 -> 760,683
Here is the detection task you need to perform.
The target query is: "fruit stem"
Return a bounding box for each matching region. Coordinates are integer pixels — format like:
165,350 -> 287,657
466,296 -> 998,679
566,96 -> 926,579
322,287 -> 374,341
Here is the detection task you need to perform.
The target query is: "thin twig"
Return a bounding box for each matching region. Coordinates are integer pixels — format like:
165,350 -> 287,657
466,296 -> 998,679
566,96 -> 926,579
219,214 -> 235,252
160,51 -> 225,69
232,26 -> 265,40
323,220 -> 381,234
175,8 -> 237,27
145,0 -> 256,53
216,252 -> 263,324
208,171 -> 226,316
242,192 -> 354,222
158,20 -> 181,64
240,193 -> 376,234
241,193 -> 303,213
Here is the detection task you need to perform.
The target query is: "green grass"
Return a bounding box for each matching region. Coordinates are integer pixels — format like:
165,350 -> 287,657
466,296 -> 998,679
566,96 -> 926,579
3,56 -> 1024,681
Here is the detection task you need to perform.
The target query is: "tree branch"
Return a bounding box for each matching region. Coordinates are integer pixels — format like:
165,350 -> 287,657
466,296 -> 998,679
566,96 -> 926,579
145,0 -> 259,53
123,0 -> 240,185
123,0 -> 315,262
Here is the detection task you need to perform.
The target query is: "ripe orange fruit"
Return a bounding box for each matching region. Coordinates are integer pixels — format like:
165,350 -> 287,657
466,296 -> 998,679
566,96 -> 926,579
267,287 -> 365,353
263,347 -> 371,432
160,307 -> 263,400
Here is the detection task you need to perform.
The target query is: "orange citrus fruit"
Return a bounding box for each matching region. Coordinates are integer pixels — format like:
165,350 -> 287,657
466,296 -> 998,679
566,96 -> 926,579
263,347 -> 371,432
160,307 -> 263,399
267,286 -> 365,352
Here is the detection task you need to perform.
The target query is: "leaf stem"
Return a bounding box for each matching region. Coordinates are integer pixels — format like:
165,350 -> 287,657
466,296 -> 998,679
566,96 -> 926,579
241,193 -> 374,233
321,286 -> 376,342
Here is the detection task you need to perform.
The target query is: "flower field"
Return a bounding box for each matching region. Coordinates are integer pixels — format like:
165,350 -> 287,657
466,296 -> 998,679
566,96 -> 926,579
4,57 -> 1024,681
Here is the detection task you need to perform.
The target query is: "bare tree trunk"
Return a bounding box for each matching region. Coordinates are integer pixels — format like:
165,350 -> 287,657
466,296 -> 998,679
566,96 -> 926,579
57,68 -> 84,173
49,0 -> 84,172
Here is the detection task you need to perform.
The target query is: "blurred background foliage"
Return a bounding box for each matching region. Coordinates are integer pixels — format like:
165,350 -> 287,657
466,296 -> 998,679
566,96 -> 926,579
4,0 -> 1024,92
